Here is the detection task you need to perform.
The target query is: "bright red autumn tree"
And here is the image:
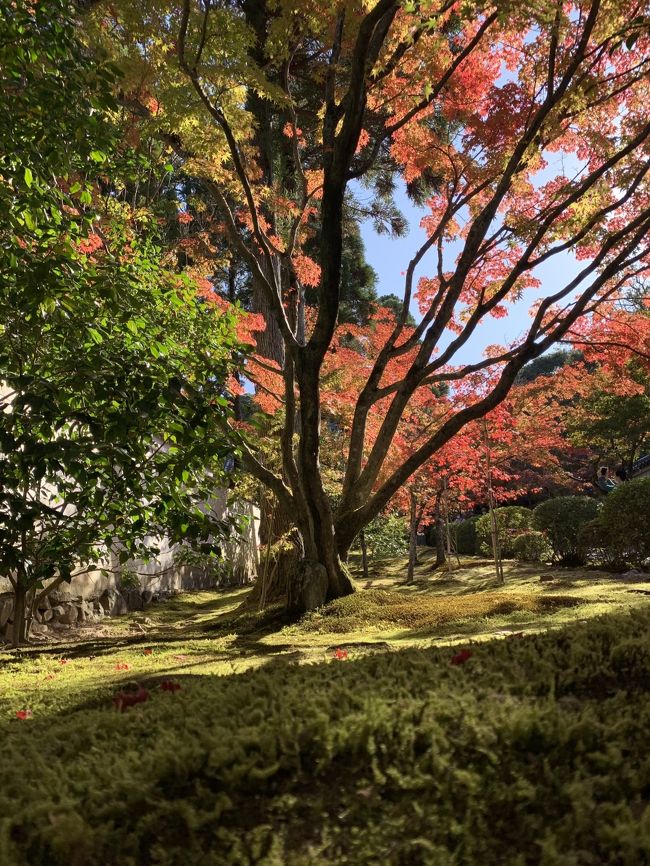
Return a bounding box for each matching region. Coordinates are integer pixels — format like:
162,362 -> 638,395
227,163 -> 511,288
86,0 -> 650,610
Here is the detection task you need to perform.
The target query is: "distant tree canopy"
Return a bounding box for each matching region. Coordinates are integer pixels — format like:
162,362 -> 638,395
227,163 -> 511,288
516,350 -> 583,384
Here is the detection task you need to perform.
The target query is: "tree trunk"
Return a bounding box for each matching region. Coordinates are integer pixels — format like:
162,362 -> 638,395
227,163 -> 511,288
488,496 -> 504,584
359,530 -> 369,582
406,492 -> 419,584
288,525 -> 355,613
245,494 -> 301,608
483,421 -> 504,584
434,502 -> 447,568
11,583 -> 29,648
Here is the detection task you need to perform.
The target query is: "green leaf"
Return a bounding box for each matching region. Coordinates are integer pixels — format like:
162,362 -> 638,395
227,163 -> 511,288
90,150 -> 107,163
87,327 -> 103,344
24,167 -> 33,187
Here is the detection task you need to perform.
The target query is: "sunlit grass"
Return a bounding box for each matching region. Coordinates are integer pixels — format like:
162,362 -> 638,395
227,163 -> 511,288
2,551 -> 649,722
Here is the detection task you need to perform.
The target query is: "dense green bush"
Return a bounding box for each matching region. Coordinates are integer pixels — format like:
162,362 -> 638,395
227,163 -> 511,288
512,530 -> 552,563
577,518 -> 624,570
359,512 -> 409,559
533,496 -> 600,565
4,610 -> 650,864
599,478 -> 650,569
450,516 -> 479,555
476,506 -> 533,557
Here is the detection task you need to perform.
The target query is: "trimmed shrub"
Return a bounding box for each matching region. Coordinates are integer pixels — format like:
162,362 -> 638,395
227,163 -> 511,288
361,512 -> 409,559
512,530 -> 552,563
577,518 -> 625,570
476,506 -> 533,558
533,496 -> 600,565
600,477 -> 650,569
450,516 -> 479,555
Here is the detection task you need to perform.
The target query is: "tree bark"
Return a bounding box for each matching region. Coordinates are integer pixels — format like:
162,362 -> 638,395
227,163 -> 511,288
406,491 -> 419,584
11,583 -> 29,648
434,498 -> 447,569
245,494 -> 301,608
359,530 -> 369,582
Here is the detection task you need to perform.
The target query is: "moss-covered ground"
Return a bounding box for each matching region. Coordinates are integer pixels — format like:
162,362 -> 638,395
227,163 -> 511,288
2,552 -> 650,864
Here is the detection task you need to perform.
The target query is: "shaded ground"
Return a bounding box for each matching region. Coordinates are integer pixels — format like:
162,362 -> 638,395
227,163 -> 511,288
3,591 -> 650,864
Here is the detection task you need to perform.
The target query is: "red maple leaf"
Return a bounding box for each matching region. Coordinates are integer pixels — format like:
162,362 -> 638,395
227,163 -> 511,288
451,649 -> 472,666
16,709 -> 33,720
113,686 -> 150,713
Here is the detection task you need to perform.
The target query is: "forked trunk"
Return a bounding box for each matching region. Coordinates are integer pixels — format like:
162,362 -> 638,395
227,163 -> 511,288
250,493 -> 355,614
287,497 -> 355,612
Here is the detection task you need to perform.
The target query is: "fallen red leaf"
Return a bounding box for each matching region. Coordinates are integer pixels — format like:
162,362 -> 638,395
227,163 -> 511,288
113,686 -> 150,713
451,649 -> 472,666
16,709 -> 32,720
115,662 -> 130,671
59,658 -> 70,665
143,648 -> 153,656
333,648 -> 348,660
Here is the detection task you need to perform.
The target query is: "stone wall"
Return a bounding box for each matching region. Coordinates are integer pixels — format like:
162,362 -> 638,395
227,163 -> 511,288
0,499 -> 260,644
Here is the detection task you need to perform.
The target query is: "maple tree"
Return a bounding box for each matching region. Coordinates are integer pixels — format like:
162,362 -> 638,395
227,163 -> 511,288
80,0 -> 650,610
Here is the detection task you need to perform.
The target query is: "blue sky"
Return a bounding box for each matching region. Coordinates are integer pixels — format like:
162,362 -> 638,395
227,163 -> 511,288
360,179 -> 584,367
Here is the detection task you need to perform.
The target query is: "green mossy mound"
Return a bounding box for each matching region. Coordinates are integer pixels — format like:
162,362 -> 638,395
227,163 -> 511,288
3,609 -> 650,865
300,587 -> 582,633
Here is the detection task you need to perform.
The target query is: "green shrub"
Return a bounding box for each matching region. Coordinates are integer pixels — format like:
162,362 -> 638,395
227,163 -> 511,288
512,530 -> 552,563
533,496 -> 600,565
476,506 -> 533,558
450,516 -> 479,555
577,518 -> 623,570
599,478 -> 650,569
4,611 -> 650,864
359,512 -> 408,559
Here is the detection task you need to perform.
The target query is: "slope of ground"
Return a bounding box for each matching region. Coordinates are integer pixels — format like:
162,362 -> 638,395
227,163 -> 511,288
1,557 -> 650,865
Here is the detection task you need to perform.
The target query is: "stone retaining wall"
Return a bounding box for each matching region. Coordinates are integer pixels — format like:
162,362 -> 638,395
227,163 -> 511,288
0,499 -> 260,644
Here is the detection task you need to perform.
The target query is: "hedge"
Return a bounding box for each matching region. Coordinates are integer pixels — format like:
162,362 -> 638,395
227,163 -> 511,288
476,506 -> 533,557
450,516 -> 479,555
533,496 -> 600,566
4,609 -> 650,864
600,477 -> 650,569
512,530 -> 552,563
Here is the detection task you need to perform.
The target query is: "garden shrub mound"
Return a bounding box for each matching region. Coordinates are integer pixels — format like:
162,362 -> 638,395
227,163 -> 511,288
300,587 -> 581,633
476,506 -> 533,557
5,608 -> 650,865
533,496 -> 600,566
